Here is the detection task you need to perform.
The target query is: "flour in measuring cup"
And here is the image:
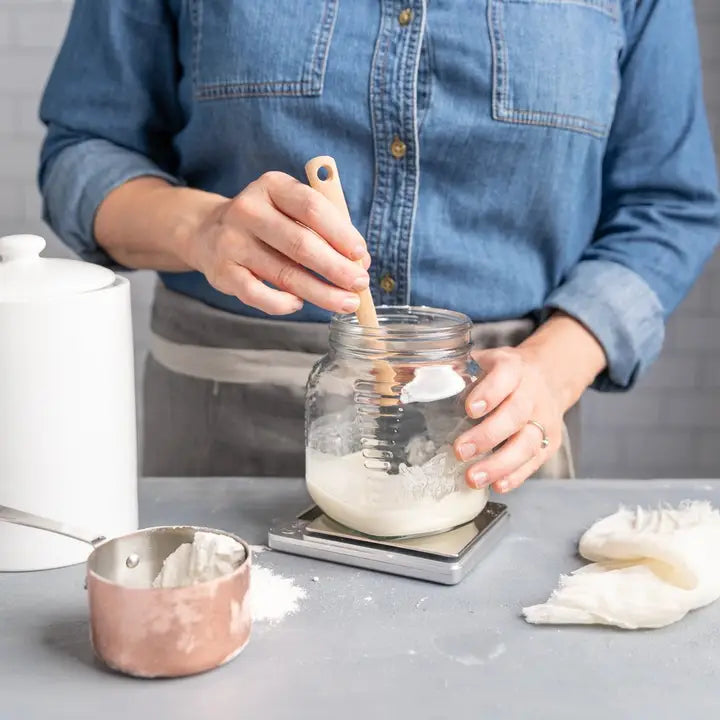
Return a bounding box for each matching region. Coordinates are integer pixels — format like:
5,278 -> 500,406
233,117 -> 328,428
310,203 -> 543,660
152,531 -> 246,588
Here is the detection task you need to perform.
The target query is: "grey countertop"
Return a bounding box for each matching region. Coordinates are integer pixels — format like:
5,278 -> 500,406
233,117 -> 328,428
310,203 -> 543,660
2,477 -> 720,719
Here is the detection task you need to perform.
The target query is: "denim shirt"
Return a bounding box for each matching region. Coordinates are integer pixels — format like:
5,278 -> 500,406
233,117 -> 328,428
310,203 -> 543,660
38,0 -> 720,391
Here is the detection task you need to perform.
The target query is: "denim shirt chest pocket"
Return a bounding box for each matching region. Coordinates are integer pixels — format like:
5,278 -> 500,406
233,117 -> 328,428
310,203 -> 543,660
488,0 -> 623,138
190,0 -> 338,99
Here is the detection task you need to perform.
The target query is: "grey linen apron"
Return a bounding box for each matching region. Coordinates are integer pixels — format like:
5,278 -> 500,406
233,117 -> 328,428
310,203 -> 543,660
143,284 -> 579,478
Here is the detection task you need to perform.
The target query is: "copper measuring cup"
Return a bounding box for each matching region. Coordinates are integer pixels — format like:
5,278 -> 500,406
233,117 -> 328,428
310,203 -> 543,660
0,505 -> 252,678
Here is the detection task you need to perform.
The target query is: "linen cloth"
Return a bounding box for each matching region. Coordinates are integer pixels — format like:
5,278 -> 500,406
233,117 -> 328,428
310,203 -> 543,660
523,501 -> 720,629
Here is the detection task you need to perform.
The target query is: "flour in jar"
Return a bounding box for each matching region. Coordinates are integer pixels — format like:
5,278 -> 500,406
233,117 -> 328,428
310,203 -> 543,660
306,440 -> 488,537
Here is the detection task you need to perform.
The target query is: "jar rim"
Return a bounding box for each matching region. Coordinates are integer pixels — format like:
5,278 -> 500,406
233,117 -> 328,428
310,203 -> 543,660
330,305 -> 472,342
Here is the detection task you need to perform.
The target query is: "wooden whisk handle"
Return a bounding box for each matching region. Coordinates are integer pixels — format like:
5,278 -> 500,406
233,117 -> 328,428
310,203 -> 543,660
304,156 -> 379,329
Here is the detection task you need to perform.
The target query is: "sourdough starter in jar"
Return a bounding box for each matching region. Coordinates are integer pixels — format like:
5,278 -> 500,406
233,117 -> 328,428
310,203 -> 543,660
305,307 -> 488,538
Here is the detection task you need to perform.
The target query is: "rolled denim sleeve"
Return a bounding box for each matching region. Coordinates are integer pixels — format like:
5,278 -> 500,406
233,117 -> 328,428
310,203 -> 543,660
38,0 -> 183,268
41,141 -> 180,268
545,259 -> 664,391
545,0 -> 720,392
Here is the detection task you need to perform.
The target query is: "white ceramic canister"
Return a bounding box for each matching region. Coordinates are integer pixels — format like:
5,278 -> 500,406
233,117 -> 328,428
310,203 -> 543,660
0,234 -> 138,570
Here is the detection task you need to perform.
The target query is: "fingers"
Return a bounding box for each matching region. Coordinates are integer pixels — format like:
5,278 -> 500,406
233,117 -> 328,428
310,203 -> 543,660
206,171 -> 375,315
229,194 -> 369,294
211,233 -> 362,315
454,390 -> 533,460
258,171 -> 368,261
243,240 -> 362,314
465,349 -> 523,419
456,345 -> 564,494
464,422 -> 545,489
492,451 -> 547,494
221,265 -> 304,316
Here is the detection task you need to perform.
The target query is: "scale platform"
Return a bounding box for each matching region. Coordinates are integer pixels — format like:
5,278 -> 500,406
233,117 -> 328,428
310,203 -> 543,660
267,502 -> 509,585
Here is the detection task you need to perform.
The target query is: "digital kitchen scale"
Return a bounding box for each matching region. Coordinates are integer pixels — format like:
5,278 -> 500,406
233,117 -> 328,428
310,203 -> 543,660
267,502 -> 509,585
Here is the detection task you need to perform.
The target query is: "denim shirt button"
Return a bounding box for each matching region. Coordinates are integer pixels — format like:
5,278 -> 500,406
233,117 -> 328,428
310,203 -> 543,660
390,137 -> 407,159
398,8 -> 413,26
380,273 -> 396,293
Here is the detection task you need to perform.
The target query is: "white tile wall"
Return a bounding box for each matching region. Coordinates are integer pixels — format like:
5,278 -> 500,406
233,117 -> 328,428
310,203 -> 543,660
0,101 -> 13,133
14,6 -> 71,48
0,0 -> 718,478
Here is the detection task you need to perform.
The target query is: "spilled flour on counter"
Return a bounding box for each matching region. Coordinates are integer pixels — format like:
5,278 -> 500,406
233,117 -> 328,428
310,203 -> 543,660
152,533 -> 307,624
250,565 -> 307,623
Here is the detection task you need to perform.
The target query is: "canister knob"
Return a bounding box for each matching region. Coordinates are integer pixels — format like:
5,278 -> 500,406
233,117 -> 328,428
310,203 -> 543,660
0,235 -> 47,263
0,233 -> 115,302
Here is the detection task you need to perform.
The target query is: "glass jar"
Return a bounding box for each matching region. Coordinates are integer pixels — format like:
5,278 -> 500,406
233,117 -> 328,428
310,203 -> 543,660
305,306 -> 488,539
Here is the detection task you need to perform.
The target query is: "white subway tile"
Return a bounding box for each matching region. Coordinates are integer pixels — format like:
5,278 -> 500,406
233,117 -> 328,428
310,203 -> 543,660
14,5 -> 71,49
0,215 -> 49,239
699,23 -> 720,63
0,217 -> 35,238
0,99 -> 14,133
698,357 -> 720,388
626,430 -> 699,472
665,316 -> 720,352
14,95 -> 44,137
0,137 -> 41,179
709,278 -> 720,313
710,117 -> 720,157
696,1 -> 720,25
2,1 -> 73,5
679,275 -> 713,313
582,391 -> 661,428
577,429 -> 626,477
706,250 -> 720,273
656,389 -> 720,428
636,356 -> 699,389
0,179 -> 24,219
0,49 -> 55,93
23,185 -> 42,222
697,431 -> 720,476
43,232 -> 74,259
0,8 -> 12,48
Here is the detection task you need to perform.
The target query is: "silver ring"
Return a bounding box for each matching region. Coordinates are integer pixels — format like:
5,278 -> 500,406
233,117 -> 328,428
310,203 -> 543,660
528,420 -> 550,449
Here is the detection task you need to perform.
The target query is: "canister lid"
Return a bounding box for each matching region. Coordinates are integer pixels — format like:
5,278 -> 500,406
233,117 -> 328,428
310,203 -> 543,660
0,235 -> 116,302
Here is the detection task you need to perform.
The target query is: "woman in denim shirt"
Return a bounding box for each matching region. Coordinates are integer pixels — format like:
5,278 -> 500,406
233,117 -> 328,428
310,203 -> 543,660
39,1 -> 719,487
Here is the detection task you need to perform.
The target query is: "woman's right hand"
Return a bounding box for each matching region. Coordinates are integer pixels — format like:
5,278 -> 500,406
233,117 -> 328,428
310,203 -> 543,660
185,171 -> 371,315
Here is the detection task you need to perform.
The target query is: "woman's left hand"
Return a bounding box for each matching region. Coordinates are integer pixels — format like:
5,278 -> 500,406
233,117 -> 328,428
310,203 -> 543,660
453,347 -> 563,494
452,313 -> 607,494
